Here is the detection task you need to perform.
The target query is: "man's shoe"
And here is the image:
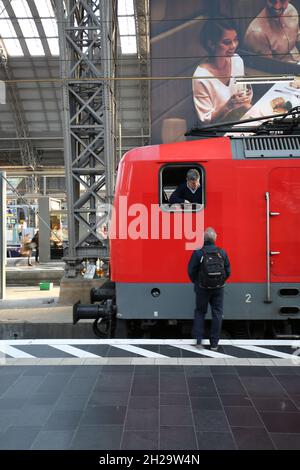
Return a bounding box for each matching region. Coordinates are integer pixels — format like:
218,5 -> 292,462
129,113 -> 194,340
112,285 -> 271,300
28,263 -> 33,266
195,343 -> 204,350
210,345 -> 218,351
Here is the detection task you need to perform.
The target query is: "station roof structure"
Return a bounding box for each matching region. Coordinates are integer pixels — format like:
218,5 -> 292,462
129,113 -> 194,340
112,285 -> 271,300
0,0 -> 149,174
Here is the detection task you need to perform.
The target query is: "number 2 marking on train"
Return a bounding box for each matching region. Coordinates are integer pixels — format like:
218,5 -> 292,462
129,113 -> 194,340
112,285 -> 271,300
245,293 -> 252,303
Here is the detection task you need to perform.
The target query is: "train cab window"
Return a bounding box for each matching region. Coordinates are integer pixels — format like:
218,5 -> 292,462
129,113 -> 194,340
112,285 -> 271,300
160,164 -> 204,211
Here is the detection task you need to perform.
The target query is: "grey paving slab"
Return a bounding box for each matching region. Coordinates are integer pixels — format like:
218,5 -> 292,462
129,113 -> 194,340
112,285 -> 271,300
122,430 -> 158,450
160,374 -> 188,394
0,426 -> 41,450
0,374 -> 21,395
187,377 -> 218,396
35,373 -> 72,394
0,410 -> 19,433
274,375 -> 300,395
44,410 -> 82,430
27,393 -> 60,406
224,406 -> 264,428
160,426 -> 197,450
128,395 -> 159,409
184,365 -> 212,377
13,405 -> 53,427
125,408 -> 159,430
251,397 -> 298,412
80,405 -> 126,426
54,394 -> 90,411
2,376 -> 45,398
270,433 -> 300,450
88,390 -> 129,407
259,411 -> 300,433
160,405 -> 193,426
213,375 -> 247,395
196,431 -> 237,450
131,375 -> 159,396
232,427 -> 275,450
61,376 -> 98,396
192,409 -> 231,433
240,376 -> 289,398
160,394 -> 189,406
235,366 -> 272,377
219,394 -> 253,407
71,425 -> 123,450
72,365 -> 103,377
190,396 -> 223,411
31,430 -> 75,450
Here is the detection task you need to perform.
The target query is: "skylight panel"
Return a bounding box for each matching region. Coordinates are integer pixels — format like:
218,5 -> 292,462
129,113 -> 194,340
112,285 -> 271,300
24,38 -> 44,56
11,0 -> 32,18
119,16 -> 136,36
118,0 -> 137,54
2,38 -> 23,56
40,18 -> 58,37
18,18 -> 40,38
120,36 -> 137,54
11,0 -> 46,55
34,0 -> 55,18
118,0 -> 134,16
47,37 -> 59,56
0,0 -> 24,55
34,0 -> 59,55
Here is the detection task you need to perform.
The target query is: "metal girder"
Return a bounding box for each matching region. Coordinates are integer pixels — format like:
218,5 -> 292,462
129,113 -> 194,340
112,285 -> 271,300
57,0 -> 117,277
0,37 -> 38,194
134,0 -> 150,146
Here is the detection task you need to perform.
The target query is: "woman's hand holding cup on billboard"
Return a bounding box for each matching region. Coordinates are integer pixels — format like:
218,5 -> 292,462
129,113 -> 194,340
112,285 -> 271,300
228,84 -> 253,110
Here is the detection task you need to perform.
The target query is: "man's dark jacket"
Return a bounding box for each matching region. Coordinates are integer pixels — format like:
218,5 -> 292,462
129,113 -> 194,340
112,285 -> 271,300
169,183 -> 202,204
188,240 -> 231,288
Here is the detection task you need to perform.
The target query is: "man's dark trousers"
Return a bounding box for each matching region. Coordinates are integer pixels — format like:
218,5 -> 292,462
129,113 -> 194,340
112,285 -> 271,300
192,287 -> 224,347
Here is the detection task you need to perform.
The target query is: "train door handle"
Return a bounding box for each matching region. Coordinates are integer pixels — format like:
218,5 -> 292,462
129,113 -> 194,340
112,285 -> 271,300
270,251 -> 280,255
270,212 -> 280,216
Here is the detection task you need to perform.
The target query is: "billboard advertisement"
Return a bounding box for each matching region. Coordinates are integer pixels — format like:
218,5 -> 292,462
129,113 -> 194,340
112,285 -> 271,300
150,0 -> 300,144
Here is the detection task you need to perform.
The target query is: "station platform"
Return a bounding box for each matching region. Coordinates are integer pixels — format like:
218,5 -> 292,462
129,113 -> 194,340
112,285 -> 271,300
0,286 -> 300,450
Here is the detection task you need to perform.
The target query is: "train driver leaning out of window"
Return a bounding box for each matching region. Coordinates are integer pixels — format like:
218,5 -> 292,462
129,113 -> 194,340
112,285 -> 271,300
169,169 -> 202,205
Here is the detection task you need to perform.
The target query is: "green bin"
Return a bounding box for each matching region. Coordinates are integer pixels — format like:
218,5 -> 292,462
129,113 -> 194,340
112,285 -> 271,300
39,282 -> 53,291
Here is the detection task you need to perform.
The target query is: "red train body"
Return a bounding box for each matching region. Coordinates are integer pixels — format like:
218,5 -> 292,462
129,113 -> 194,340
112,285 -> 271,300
110,135 -> 300,324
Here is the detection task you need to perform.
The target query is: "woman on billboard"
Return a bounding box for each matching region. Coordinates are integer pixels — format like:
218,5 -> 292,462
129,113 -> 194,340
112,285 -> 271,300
193,18 -> 252,124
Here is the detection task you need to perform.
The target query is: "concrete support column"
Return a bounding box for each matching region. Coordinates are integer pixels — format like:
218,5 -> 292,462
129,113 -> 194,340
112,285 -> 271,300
0,172 -> 6,299
38,197 -> 51,263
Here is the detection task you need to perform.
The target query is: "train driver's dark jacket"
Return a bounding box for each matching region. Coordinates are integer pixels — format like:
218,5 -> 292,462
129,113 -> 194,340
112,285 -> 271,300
169,183 -> 202,204
188,240 -> 231,289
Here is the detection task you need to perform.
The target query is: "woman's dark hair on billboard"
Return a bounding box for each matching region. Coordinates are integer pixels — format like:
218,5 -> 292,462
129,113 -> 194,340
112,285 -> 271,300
200,17 -> 238,52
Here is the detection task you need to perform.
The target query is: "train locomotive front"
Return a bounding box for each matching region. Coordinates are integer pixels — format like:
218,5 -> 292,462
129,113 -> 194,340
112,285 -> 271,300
109,134 -> 300,331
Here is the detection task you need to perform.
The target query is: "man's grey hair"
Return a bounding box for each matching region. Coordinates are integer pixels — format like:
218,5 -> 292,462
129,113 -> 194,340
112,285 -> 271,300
186,168 -> 200,181
204,227 -> 217,242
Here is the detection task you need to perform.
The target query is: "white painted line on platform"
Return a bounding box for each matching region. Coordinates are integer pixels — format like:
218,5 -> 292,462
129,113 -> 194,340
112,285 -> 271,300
173,344 -> 234,358
49,344 -> 102,358
0,339 -> 299,346
233,344 -> 298,359
1,357 -> 299,366
111,344 -> 168,358
0,344 -> 35,358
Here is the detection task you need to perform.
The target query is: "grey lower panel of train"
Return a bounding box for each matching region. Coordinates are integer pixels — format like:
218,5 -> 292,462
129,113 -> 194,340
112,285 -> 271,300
115,282 -> 300,320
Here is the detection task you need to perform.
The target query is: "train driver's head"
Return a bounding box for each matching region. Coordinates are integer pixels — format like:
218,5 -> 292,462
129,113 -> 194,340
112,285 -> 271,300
204,227 -> 217,243
186,168 -> 200,190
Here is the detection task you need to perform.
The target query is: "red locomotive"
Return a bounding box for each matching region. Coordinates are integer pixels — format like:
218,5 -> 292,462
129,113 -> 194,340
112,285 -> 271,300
74,110 -> 300,336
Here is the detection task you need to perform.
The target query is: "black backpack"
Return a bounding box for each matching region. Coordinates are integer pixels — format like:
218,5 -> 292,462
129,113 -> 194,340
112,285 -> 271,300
198,247 -> 226,289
